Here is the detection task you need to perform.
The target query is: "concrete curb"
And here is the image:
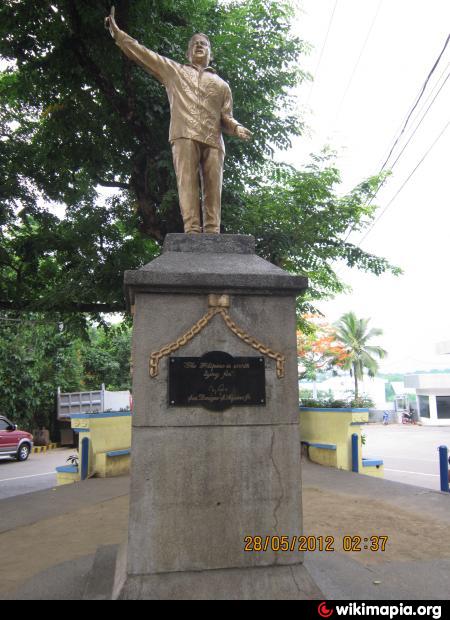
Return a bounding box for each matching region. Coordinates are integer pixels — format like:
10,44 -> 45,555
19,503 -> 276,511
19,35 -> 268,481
32,443 -> 60,454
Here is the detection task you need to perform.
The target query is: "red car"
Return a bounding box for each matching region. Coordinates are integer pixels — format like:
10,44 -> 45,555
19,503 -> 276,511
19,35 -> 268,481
0,416 -> 34,461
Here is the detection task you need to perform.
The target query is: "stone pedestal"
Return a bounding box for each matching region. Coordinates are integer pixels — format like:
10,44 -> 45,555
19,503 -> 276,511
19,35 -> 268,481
114,234 -> 320,599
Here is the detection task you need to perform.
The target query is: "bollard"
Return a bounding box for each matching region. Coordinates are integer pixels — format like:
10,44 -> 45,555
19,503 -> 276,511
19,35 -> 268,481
81,437 -> 90,481
438,446 -> 449,493
352,433 -> 359,473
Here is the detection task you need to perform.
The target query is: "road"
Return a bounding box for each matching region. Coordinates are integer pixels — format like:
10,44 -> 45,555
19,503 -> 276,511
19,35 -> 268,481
1,426 -> 448,498
363,423 -> 450,491
0,448 -> 74,500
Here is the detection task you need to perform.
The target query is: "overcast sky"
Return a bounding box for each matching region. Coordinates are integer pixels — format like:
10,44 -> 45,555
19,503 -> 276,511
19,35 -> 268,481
287,0 -> 450,374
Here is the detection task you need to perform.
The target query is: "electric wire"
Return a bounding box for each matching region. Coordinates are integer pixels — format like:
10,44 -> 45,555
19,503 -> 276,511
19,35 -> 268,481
334,0 -> 383,126
335,115 -> 450,281
404,61 -> 450,136
340,35 -> 450,248
357,118 -> 450,245
379,33 -> 450,174
306,0 -> 339,107
365,34 -> 450,208
388,69 -> 450,172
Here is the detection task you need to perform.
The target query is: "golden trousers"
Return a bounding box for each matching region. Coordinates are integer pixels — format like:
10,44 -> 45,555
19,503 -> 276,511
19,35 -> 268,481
171,138 -> 224,234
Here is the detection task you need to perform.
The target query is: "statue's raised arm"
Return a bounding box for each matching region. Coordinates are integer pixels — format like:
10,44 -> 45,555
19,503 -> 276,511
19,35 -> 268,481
104,9 -> 252,234
104,6 -> 119,39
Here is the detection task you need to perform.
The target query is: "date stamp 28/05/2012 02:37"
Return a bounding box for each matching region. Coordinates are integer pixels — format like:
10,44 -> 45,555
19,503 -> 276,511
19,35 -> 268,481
244,535 -> 389,553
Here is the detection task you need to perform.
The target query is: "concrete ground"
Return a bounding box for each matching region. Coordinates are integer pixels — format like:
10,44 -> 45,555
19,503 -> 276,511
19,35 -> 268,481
0,448 -> 74,500
1,456 -> 450,600
363,424 -> 450,491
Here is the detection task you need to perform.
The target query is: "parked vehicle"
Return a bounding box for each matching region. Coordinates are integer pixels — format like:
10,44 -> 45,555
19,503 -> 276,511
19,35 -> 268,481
56,385 -> 132,446
0,416 -> 34,461
402,410 -> 415,424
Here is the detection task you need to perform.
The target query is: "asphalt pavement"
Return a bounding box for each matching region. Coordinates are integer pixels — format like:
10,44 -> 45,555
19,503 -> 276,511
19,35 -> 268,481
0,448 -> 74,500
363,423 -> 450,491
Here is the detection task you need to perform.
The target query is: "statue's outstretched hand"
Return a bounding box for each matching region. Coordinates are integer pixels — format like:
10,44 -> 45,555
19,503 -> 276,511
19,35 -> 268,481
236,125 -> 253,141
104,6 -> 119,38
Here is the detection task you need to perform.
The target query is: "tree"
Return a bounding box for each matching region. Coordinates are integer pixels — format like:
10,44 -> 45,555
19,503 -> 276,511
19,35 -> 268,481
234,158 -> 399,303
0,0 -> 399,316
80,323 -> 132,391
334,311 -> 387,399
0,314 -> 132,432
297,314 -> 349,380
0,313 -> 84,432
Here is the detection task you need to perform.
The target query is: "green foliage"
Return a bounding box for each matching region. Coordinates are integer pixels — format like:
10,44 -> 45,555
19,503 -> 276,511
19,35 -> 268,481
67,454 -> 79,466
0,0 -> 399,315
297,313 -> 351,380
2,0 -> 299,217
0,313 -> 131,432
385,382 -> 395,402
350,395 -> 375,409
299,388 -> 334,401
80,323 -> 132,391
300,398 -> 348,409
230,158 -> 399,301
0,313 -> 84,432
334,311 -> 387,399
299,395 -> 374,409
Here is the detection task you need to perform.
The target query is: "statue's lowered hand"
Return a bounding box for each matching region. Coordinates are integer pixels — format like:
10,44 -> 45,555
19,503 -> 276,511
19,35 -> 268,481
236,126 -> 253,141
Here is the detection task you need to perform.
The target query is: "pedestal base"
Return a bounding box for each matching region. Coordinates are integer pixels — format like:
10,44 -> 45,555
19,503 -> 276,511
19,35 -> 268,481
112,544 -> 322,600
121,234 -> 309,599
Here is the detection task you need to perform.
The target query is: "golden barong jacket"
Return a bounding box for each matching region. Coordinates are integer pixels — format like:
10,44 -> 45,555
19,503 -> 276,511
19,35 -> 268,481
114,30 -> 241,152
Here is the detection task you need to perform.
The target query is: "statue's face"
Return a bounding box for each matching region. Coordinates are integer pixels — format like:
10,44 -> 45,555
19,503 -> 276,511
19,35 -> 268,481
188,34 -> 211,66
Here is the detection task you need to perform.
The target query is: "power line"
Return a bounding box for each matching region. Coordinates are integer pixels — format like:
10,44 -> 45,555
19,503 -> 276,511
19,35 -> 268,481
365,33 -> 450,208
358,118 -> 450,244
340,37 -> 450,247
334,0 -> 383,125
306,0 -> 339,107
405,61 -> 450,134
379,33 -> 450,174
388,69 -> 450,172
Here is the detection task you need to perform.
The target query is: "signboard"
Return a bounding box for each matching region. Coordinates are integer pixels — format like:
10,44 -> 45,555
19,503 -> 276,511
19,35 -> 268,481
168,351 -> 266,411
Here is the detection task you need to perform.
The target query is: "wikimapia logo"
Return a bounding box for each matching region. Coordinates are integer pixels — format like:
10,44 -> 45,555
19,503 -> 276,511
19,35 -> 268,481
317,603 -> 442,620
318,602 -> 334,618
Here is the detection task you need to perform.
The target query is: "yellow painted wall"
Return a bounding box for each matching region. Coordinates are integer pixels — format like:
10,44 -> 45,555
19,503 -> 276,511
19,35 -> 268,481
308,446 -> 338,468
361,463 -> 384,478
56,470 -> 80,486
300,408 -> 368,471
95,451 -> 131,478
56,413 -> 132,484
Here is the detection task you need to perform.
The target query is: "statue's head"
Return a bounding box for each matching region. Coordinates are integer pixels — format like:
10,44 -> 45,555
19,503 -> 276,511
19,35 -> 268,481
187,33 -> 212,67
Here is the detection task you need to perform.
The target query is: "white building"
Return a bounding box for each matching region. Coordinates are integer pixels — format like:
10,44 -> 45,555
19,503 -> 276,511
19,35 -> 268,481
404,374 -> 450,426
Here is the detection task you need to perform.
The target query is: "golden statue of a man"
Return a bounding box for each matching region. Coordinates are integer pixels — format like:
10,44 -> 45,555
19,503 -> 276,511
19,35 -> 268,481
105,7 -> 252,234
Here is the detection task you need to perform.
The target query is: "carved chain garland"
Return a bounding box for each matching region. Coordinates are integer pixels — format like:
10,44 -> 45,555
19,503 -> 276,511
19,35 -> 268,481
149,294 -> 286,379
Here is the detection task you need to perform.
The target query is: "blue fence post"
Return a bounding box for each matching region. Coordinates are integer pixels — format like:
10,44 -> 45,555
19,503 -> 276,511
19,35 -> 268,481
81,437 -> 90,481
438,445 -> 449,493
352,433 -> 359,473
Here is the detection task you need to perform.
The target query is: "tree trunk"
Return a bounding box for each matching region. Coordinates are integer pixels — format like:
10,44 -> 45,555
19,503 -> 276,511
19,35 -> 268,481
130,157 -> 164,241
353,363 -> 359,400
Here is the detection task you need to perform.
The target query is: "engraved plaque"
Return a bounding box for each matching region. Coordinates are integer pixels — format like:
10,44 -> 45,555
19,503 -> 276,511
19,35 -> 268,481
168,351 -> 266,411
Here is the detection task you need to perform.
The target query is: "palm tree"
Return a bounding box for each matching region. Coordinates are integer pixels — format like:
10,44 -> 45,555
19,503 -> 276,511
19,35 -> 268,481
334,312 -> 387,400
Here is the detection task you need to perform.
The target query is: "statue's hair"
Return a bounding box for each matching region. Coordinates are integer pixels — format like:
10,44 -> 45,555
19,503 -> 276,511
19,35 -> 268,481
186,33 -> 213,62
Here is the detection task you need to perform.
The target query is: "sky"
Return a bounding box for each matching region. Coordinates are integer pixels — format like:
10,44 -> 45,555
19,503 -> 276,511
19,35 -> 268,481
285,0 -> 450,374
